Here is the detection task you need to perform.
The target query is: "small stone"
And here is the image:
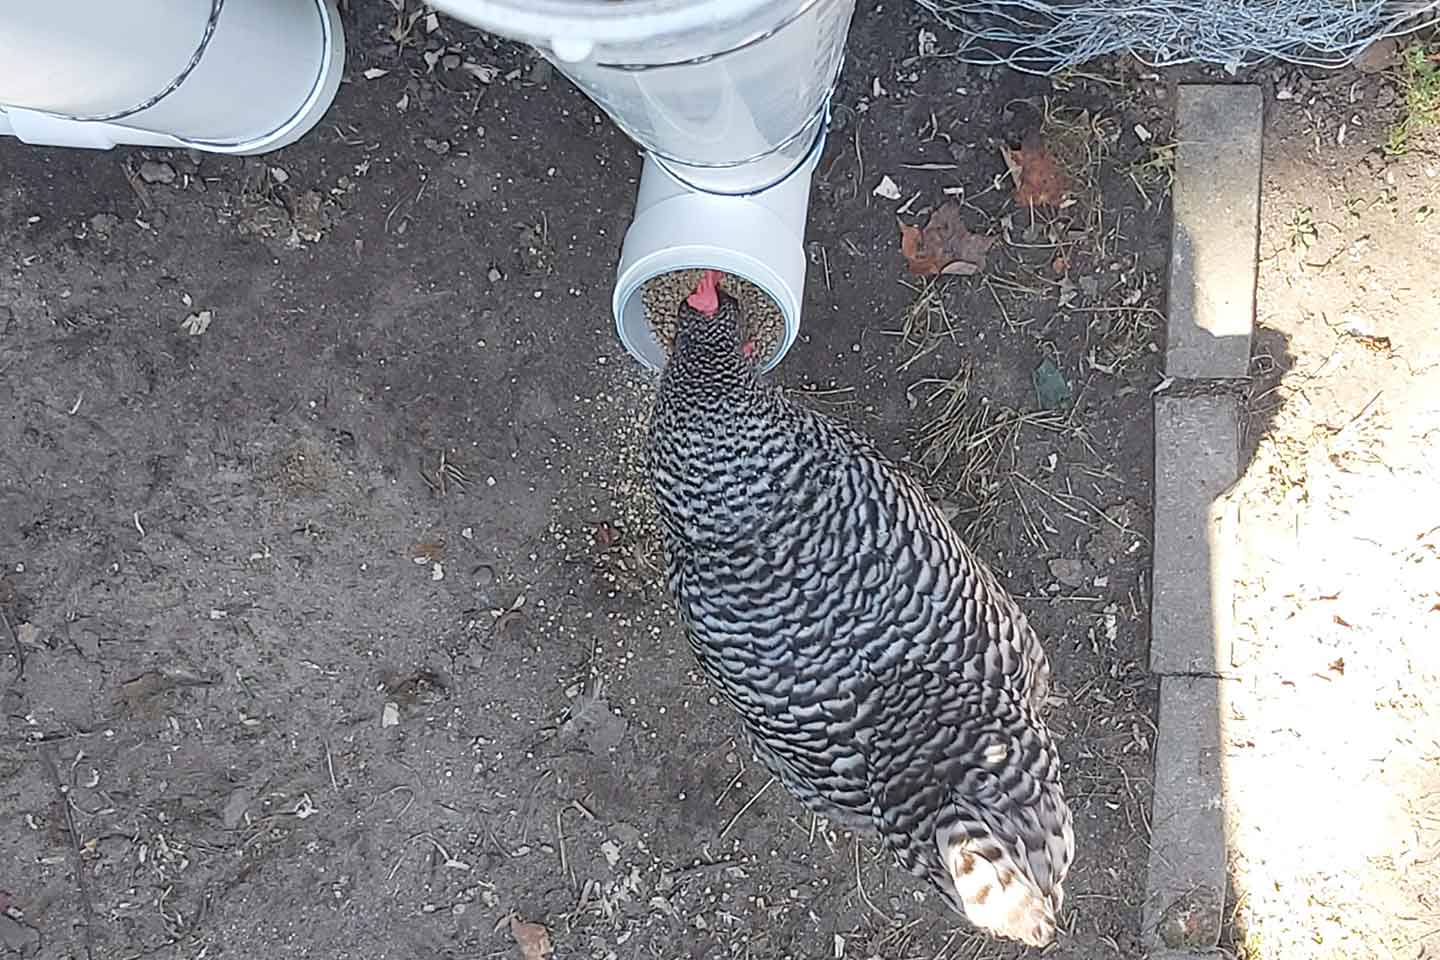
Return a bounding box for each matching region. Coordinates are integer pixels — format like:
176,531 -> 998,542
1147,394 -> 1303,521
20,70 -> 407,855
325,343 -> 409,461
487,266 -> 503,282
1047,558 -> 1086,588
441,52 -> 462,70
89,213 -> 120,235
138,160 -> 177,185
1158,885 -> 1224,948
381,701 -> 401,727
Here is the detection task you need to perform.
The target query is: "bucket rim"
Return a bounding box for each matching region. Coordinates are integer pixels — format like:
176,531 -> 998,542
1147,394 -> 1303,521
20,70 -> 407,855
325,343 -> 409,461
430,0 -> 819,61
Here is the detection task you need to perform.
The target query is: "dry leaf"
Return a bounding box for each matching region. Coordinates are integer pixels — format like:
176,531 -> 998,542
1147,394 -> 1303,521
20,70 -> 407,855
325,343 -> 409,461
462,62 -> 501,84
898,202 -> 997,276
510,916 -> 553,960
873,175 -> 902,200
15,622 -> 39,648
413,541 -> 444,562
999,131 -> 1067,208
180,310 -> 213,336
592,521 -> 621,550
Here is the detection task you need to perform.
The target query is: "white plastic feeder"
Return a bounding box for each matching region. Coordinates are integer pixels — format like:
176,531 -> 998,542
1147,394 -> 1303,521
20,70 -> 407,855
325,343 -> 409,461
0,0 -> 345,155
612,134 -> 822,373
430,0 -> 858,369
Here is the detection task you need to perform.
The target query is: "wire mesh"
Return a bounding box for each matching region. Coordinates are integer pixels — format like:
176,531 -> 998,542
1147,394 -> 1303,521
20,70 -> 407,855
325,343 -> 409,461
910,0 -> 1440,74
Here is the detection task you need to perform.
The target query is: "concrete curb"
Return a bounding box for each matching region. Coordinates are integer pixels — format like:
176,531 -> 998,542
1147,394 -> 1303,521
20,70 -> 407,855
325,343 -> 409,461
1143,84 -> 1262,955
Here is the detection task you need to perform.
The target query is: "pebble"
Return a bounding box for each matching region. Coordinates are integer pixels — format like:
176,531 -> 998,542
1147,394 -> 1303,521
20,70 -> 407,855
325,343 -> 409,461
89,213 -> 120,235
1048,558 -> 1087,588
138,160 -> 177,185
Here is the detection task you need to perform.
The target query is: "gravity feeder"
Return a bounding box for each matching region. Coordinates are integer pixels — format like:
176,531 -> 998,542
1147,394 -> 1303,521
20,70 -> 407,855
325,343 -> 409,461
431,0 -> 858,372
0,0 -> 854,371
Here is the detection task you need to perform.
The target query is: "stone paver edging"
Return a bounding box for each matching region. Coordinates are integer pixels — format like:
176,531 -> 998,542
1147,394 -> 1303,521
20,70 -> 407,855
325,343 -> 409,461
1142,84 -> 1262,955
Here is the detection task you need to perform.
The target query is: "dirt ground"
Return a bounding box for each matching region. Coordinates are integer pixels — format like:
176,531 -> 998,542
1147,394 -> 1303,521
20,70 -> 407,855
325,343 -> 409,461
1223,45 -> 1440,960
0,5 -> 1172,958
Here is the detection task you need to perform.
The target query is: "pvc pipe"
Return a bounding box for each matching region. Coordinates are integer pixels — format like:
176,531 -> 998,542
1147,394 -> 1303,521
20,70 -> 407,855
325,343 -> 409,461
0,0 -> 345,155
612,126 -> 825,373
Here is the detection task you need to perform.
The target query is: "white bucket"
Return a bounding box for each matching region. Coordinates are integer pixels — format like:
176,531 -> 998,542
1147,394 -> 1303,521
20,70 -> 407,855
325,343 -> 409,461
611,127 -> 824,373
0,0 -> 345,155
432,0 -> 855,194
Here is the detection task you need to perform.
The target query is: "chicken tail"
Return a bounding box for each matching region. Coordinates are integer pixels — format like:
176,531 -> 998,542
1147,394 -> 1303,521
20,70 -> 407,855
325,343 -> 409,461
936,817 -> 1067,948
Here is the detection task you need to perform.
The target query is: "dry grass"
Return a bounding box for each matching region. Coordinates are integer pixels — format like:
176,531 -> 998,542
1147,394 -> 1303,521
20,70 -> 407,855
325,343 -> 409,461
1080,304 -> 1162,374
1125,140 -> 1177,210
1025,100 -> 1123,261
911,361 -> 1066,541
972,100 -> 1162,376
887,277 -> 959,371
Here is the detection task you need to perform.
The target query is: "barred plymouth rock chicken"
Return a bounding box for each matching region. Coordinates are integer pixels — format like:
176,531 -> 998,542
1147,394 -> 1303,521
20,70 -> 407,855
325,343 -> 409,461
646,270 -> 1074,948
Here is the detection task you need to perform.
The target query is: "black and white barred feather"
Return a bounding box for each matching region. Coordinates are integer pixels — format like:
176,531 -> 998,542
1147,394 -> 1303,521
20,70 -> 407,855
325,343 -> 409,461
646,287 -> 1074,948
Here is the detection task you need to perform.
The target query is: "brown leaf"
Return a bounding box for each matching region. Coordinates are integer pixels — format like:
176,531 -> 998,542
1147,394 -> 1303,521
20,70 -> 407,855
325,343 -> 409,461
413,541 -> 444,562
510,916 -> 553,960
898,202 -> 996,276
1000,132 -> 1068,208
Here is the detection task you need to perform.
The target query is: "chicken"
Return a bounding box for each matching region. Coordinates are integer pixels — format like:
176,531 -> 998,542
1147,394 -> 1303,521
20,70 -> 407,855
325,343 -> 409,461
646,270 -> 1074,948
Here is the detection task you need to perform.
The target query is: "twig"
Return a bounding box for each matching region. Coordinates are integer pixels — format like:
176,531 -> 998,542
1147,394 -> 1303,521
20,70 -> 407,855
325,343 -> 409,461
668,857 -> 736,877
322,738 -> 339,792
714,765 -> 746,808
41,750 -> 97,960
854,840 -> 893,923
1335,388 -> 1383,437
719,776 -> 774,839
119,160 -> 153,211
1,607 -> 24,680
556,809 -> 575,892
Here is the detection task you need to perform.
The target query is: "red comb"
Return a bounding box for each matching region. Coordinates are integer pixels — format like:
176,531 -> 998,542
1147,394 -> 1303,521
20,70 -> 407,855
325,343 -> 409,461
686,269 -> 722,315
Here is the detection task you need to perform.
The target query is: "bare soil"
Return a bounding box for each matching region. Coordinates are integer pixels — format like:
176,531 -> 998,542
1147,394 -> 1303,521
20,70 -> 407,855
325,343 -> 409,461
1,4 -> 1168,958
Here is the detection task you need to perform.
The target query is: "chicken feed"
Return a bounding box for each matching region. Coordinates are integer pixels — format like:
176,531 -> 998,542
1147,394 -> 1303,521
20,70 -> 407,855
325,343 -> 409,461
641,269 -> 785,364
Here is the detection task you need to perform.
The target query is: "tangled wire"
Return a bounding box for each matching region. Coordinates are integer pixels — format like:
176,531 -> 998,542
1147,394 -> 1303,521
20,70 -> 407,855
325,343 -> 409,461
911,0 -> 1440,73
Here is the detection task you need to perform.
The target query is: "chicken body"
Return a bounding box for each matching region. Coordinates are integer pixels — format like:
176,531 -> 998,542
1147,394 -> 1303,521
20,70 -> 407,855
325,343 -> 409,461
646,284 -> 1074,948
